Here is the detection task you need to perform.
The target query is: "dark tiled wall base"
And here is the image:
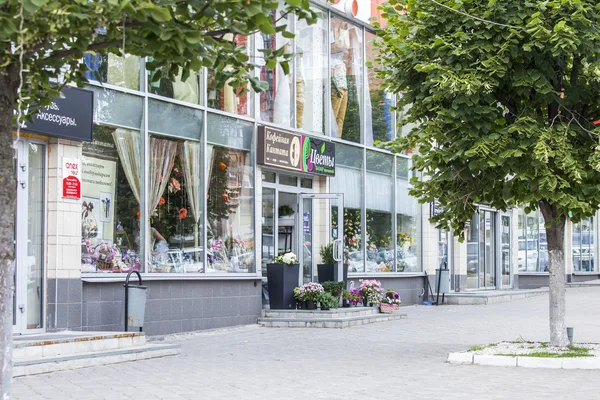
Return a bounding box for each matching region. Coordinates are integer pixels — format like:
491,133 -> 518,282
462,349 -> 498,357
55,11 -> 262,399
47,278 -> 83,331
82,280 -> 262,336
517,274 -> 550,289
570,274 -> 600,282
346,276 -> 425,305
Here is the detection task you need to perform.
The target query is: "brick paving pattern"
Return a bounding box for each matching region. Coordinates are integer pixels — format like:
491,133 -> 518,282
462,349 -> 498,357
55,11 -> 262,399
13,287 -> 600,399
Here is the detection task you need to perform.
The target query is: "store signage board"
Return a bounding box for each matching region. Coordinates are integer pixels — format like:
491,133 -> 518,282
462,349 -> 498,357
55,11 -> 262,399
257,126 -> 335,176
63,157 -> 81,199
19,86 -> 93,142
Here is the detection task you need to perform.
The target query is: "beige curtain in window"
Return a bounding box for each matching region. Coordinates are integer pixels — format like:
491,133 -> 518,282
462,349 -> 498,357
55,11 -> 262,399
112,128 -> 141,204
149,137 -> 178,215
181,141 -> 202,251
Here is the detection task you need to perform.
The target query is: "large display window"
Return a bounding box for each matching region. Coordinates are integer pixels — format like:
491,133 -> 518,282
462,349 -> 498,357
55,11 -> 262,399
573,218 -> 595,272
84,53 -> 141,90
396,157 -> 420,272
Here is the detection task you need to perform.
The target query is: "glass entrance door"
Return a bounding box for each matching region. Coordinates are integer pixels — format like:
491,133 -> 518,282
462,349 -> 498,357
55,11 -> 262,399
13,140 -> 46,333
467,210 -> 497,290
500,214 -> 512,288
298,194 -> 344,284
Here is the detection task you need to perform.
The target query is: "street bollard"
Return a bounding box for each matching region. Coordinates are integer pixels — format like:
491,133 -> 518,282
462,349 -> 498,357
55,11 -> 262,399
567,327 -> 574,345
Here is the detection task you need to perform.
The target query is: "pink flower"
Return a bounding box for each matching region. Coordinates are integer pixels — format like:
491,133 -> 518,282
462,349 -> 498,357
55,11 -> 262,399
168,178 -> 181,193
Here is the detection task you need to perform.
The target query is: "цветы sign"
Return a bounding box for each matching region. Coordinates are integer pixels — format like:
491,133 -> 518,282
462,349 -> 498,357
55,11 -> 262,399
257,126 -> 335,176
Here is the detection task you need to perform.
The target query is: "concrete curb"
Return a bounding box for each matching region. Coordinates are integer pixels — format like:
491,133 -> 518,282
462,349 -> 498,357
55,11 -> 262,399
447,352 -> 600,369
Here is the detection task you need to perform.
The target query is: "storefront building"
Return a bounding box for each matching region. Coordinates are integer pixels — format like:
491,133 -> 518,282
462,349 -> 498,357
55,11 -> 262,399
12,0 -> 600,337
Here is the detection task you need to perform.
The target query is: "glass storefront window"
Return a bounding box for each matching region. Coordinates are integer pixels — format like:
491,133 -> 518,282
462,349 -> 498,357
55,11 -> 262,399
365,31 -> 392,146
573,218 -> 595,272
330,144 -> 363,272
147,62 -> 200,104
81,125 -> 142,273
517,208 -> 549,272
206,114 -> 254,273
330,16 -> 363,142
366,151 -> 394,272
147,136 -> 204,273
396,156 -> 420,272
296,9 -> 327,134
206,35 -> 251,116
84,53 -> 141,90
258,4 -> 293,126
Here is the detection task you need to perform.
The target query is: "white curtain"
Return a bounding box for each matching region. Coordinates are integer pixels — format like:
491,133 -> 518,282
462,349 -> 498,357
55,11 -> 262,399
396,178 -> 418,217
366,172 -> 393,212
330,167 -> 362,209
273,64 -> 291,125
149,137 -> 178,215
112,128 -> 141,204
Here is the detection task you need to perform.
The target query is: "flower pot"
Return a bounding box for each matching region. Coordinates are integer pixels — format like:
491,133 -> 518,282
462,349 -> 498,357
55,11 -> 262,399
380,303 -> 400,314
296,301 -> 305,310
317,264 -> 349,285
266,263 -> 300,310
342,299 -> 351,308
362,297 -> 368,307
320,305 -> 330,311
305,300 -> 316,310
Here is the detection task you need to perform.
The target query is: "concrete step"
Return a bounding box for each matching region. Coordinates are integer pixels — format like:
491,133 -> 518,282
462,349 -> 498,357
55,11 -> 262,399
14,332 -> 145,360
262,306 -> 379,320
13,343 -> 181,377
258,312 -> 407,328
443,288 -> 548,305
12,331 -> 181,377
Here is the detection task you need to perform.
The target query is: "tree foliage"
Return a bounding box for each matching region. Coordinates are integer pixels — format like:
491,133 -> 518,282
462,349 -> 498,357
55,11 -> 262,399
376,0 -> 600,234
0,0 -> 317,115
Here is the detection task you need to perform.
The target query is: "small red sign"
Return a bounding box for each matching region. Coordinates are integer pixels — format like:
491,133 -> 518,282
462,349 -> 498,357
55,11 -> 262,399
63,175 -> 81,199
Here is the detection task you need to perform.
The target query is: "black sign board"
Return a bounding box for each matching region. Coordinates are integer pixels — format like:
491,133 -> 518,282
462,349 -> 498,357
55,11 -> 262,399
257,126 -> 335,176
19,86 -> 94,142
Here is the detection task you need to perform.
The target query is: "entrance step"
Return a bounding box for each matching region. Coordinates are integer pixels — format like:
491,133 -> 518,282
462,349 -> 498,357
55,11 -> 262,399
443,288 -> 548,305
12,332 -> 180,377
258,307 -> 407,328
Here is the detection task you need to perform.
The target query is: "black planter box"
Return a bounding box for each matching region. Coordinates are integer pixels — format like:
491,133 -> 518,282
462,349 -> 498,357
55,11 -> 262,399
266,263 -> 300,310
317,264 -> 348,285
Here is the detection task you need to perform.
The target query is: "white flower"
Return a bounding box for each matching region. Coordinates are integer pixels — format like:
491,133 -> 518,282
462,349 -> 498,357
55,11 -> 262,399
282,252 -> 297,264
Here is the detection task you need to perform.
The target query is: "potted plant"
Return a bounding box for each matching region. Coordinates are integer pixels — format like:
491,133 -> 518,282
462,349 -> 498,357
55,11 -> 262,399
322,281 -> 344,298
278,205 -> 295,218
342,290 -> 352,307
293,287 -> 305,309
380,289 -> 401,313
295,282 -> 324,310
266,252 -> 299,310
317,292 -> 339,311
359,279 -> 384,307
345,288 -> 362,307
317,243 -> 348,284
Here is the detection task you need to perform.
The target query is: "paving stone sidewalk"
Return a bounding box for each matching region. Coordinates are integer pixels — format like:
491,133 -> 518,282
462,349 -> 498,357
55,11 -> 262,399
13,287 -> 600,400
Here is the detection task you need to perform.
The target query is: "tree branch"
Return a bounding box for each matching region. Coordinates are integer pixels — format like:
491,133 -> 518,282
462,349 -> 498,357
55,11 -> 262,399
43,40 -> 122,62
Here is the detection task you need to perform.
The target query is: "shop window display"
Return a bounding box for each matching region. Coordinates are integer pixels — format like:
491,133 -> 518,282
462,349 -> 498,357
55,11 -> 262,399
81,126 -> 142,273
148,136 -> 204,273
206,146 -> 254,272
330,144 -> 363,272
258,4 -> 293,126
396,156 -> 420,272
206,35 -> 251,116
366,151 -> 394,272
147,61 -> 200,104
84,53 -> 140,90
295,10 -> 327,134
330,16 -> 363,142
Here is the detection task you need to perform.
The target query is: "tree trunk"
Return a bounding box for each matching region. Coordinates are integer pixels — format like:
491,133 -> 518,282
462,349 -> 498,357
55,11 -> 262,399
539,201 -> 569,347
0,67 -> 18,398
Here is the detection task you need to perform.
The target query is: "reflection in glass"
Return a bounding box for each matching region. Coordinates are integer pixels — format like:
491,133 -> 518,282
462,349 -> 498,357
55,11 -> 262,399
147,63 -> 200,104
501,216 -> 511,286
84,53 -> 140,90
148,99 -> 203,140
483,211 -> 495,287
261,187 -> 275,306
27,143 -> 45,329
206,146 -> 254,272
330,17 -> 363,142
296,10 -> 327,133
466,213 -> 479,289
365,31 -> 392,145
206,36 -> 251,116
573,218 -> 595,272
396,157 -> 420,272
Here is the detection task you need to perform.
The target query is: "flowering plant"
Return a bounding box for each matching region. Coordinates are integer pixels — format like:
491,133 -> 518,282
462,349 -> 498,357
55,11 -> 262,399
344,288 -> 362,305
359,279 -> 384,304
294,282 -> 324,301
273,252 -> 298,265
381,289 -> 401,305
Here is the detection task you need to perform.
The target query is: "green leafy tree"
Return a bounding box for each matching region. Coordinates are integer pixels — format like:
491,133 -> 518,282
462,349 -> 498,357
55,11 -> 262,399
377,0 -> 600,347
0,0 -> 316,394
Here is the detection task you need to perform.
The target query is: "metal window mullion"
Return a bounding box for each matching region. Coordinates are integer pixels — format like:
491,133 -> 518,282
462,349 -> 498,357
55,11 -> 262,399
325,10 -> 332,137
252,121 -> 259,274
291,12 -> 297,128
253,32 -> 261,121
361,148 -> 367,273
202,108 -> 208,275
392,156 -> 398,272
142,69 -> 150,273
361,25 -> 366,145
